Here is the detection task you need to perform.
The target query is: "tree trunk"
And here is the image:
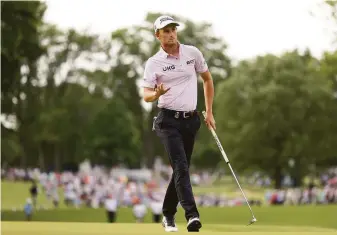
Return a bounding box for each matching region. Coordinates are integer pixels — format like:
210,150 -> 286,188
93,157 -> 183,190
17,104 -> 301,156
274,165 -> 282,189
54,144 -> 60,172
144,105 -> 158,168
144,129 -> 155,168
19,128 -> 27,168
38,144 -> 45,171
273,138 -> 284,189
293,158 -> 302,187
19,148 -> 27,168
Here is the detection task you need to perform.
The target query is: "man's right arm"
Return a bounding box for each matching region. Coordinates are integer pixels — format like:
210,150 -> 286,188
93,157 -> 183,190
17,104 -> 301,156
142,59 -> 170,102
143,87 -> 160,102
142,59 -> 158,102
143,84 -> 170,102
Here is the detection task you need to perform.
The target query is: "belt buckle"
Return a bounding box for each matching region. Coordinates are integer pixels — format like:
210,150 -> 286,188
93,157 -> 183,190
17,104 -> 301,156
183,111 -> 190,119
174,112 -> 180,119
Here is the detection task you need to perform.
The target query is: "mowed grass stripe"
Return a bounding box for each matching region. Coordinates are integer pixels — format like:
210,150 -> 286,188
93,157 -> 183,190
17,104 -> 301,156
1,222 -> 336,235
206,224 -> 336,232
2,206 -> 336,229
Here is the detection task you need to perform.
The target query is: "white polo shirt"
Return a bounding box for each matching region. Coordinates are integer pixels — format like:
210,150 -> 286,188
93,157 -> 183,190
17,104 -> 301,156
104,198 -> 118,212
142,44 -> 208,111
133,203 -> 147,218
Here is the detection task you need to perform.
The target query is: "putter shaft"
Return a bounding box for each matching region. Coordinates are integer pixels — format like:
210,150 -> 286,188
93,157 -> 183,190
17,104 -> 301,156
202,111 -> 258,224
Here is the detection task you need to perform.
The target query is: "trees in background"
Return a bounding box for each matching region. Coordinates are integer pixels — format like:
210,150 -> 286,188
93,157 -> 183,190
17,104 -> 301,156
1,2 -> 336,188
214,50 -> 337,188
1,1 -> 47,167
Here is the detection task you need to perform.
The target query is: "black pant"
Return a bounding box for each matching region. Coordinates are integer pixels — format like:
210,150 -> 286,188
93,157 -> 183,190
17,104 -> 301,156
107,211 -> 116,223
153,214 -> 161,223
154,108 -> 201,221
26,214 -> 32,221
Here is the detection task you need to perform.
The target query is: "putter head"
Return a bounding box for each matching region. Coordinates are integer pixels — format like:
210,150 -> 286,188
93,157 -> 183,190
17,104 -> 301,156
247,217 -> 257,226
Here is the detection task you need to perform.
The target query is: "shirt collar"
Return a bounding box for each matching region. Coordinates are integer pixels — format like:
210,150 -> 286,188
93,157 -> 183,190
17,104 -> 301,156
159,42 -> 183,59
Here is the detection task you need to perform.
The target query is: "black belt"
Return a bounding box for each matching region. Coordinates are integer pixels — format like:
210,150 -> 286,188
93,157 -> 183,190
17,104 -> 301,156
160,108 -> 198,119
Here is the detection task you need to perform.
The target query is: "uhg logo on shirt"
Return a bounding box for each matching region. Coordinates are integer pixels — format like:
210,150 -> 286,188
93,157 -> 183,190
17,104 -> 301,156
163,65 -> 175,71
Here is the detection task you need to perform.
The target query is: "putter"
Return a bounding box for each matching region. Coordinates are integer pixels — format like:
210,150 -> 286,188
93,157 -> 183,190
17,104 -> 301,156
202,111 -> 257,226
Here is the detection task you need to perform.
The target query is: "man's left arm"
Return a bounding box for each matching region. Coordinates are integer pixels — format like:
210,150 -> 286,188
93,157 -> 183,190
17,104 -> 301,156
193,46 -> 216,129
200,71 -> 216,130
200,70 -> 214,115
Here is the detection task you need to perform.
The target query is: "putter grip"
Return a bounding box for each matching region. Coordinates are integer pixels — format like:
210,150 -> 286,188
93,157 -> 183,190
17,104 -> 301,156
202,111 -> 230,163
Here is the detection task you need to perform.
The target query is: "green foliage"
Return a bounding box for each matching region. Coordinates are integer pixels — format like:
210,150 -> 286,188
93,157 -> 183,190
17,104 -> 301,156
1,1 -> 47,166
320,50 -> 337,92
214,50 -> 337,188
85,97 -> 141,167
1,2 -> 144,169
1,126 -> 22,165
1,1 -> 46,112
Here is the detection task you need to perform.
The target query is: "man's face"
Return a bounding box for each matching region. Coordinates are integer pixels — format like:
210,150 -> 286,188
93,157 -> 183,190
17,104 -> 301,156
156,24 -> 177,46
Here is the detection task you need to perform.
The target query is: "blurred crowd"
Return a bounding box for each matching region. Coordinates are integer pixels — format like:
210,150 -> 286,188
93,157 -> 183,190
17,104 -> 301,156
1,163 -> 220,222
2,165 -> 257,210
264,168 -> 337,206
265,184 -> 337,206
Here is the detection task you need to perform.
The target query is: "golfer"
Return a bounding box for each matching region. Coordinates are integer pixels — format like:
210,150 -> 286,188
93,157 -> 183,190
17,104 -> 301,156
142,15 -> 216,232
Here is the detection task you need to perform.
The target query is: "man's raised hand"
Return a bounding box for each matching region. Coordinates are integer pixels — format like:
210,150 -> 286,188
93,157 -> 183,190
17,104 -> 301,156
155,83 -> 170,97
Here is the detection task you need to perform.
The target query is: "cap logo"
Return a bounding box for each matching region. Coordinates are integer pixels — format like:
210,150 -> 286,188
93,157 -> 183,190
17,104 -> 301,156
160,17 -> 174,24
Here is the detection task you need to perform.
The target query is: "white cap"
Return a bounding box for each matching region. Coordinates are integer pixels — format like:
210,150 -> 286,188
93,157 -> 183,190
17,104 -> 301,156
154,15 -> 180,32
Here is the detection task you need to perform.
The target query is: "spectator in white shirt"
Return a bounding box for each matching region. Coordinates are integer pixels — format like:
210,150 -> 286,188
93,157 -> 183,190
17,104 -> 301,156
132,197 -> 147,223
104,194 -> 118,223
150,198 -> 163,223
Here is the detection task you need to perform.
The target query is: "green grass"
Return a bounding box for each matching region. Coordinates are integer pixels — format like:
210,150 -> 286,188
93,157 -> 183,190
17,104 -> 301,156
1,181 -> 59,210
1,222 -> 336,235
2,205 -> 337,229
193,184 -> 266,200
2,181 -> 336,234
193,176 -> 267,199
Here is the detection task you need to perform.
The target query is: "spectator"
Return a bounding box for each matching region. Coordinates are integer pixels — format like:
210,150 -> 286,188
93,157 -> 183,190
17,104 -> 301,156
149,198 -> 162,223
24,198 -> 33,221
29,181 -> 38,206
132,197 -> 147,223
104,194 -> 118,223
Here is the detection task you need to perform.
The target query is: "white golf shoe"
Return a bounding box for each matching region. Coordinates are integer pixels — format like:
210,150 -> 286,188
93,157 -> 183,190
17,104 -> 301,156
187,217 -> 202,232
162,216 -> 178,232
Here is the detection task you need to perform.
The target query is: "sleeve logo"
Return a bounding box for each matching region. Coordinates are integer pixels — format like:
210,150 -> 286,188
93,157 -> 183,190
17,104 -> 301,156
186,59 -> 195,65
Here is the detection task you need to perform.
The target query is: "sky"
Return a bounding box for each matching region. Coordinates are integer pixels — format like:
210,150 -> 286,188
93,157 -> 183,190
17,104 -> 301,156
43,0 -> 336,61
